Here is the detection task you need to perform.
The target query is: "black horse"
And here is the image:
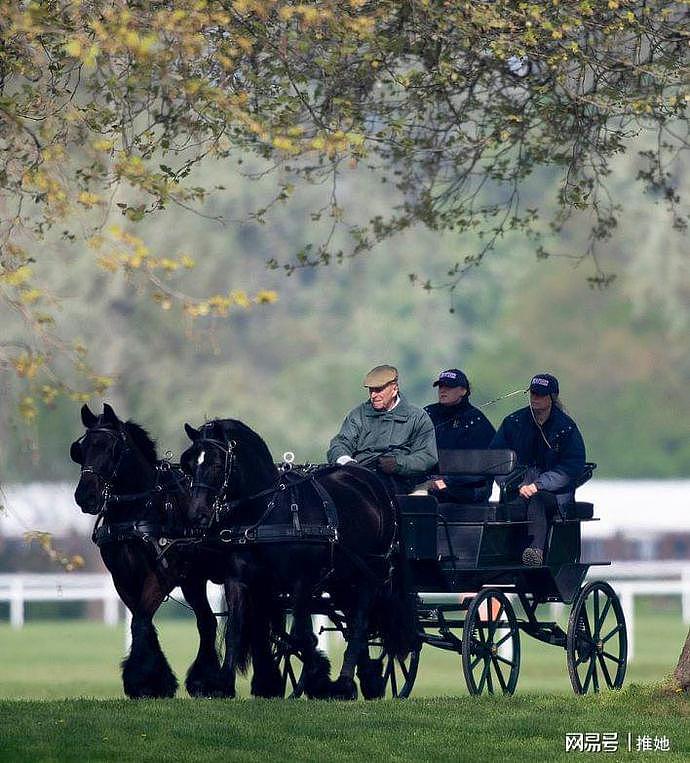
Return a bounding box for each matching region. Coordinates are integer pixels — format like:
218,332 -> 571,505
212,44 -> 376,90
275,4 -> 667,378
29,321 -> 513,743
181,418 -> 417,700
71,403 -> 231,699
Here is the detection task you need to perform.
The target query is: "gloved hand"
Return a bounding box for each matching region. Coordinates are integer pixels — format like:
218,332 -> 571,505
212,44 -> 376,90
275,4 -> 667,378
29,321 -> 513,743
377,455 -> 398,474
336,455 -> 356,465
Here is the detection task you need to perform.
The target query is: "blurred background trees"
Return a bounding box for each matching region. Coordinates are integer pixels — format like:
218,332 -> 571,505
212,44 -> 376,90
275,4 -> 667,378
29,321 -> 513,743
1,0 -> 688,477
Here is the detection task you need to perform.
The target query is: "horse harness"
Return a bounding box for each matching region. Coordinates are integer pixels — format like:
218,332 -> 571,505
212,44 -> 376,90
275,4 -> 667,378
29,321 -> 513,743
91,460 -> 199,567
88,428 -> 397,586
211,464 -> 398,589
215,467 -> 340,546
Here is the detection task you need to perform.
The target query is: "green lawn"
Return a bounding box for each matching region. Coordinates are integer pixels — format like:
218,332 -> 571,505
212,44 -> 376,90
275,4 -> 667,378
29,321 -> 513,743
0,596 -> 685,699
0,689 -> 688,762
0,598 -> 687,762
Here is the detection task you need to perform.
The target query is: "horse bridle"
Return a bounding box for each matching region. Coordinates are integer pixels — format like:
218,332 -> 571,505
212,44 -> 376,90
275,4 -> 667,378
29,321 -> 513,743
76,426 -> 130,506
189,434 -> 236,516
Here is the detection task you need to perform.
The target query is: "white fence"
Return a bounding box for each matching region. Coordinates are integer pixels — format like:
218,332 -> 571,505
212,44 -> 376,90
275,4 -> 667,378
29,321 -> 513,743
2,564 -> 689,662
585,561 -> 690,661
0,573 -> 121,629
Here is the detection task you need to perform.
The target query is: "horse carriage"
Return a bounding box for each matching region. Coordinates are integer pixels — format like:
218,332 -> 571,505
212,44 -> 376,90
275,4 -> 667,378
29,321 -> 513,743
272,447 -> 628,698
71,405 -> 627,700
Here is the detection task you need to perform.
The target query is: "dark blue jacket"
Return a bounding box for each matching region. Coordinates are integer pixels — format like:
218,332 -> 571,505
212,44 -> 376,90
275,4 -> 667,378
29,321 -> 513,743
425,398 -> 496,494
490,405 -> 586,499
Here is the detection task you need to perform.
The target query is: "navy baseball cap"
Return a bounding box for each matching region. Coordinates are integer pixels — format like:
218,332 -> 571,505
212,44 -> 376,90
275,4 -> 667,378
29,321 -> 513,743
433,369 -> 469,389
529,373 -> 559,396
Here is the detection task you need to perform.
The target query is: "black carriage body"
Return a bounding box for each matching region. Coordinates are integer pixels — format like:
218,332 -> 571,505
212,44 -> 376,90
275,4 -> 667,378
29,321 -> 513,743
387,448 -> 627,697
399,449 -> 600,603
399,496 -> 594,603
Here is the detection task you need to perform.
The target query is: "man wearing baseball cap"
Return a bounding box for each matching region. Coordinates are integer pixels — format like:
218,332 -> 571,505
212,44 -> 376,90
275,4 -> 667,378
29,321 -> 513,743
491,372 -> 586,566
327,364 -> 437,493
424,369 -> 496,503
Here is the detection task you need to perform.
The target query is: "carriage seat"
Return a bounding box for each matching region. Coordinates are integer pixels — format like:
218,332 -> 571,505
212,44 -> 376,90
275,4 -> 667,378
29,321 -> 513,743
558,502 -> 594,520
438,503 -> 499,522
397,453 -> 596,562
434,450 -> 597,522
481,500 -> 594,521
436,448 -> 522,504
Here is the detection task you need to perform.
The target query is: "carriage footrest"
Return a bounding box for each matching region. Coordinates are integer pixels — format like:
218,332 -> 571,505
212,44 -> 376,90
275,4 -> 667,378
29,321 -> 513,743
438,503 -> 498,522
559,502 -> 594,520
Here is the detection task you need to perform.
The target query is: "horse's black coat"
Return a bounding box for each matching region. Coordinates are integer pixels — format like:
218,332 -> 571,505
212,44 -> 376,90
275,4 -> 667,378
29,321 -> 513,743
182,418 -> 418,700
72,404 -> 230,699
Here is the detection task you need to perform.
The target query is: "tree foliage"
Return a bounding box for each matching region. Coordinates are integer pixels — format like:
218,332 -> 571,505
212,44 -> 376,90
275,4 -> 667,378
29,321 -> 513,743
1,0 -> 688,409
3,0 -> 690,685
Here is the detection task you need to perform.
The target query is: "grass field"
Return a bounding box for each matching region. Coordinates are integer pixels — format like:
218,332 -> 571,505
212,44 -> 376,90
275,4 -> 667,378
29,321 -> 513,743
0,688 -> 688,762
0,597 -> 687,762
0,596 -> 685,699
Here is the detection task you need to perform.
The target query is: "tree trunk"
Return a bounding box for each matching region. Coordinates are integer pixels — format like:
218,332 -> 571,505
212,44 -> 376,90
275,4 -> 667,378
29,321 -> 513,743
672,627 -> 690,691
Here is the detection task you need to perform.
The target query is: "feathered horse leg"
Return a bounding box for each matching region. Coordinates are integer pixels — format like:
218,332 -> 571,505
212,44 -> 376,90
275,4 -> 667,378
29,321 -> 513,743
218,575 -> 251,698
290,579 -> 332,700
118,570 -> 178,699
247,586 -> 283,698
182,576 -> 231,697
330,585 -> 372,700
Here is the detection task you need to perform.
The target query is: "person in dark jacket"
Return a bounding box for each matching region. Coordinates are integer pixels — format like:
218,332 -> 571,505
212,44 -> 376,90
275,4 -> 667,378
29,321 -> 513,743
327,364 -> 437,494
491,373 -> 586,566
424,369 -> 496,503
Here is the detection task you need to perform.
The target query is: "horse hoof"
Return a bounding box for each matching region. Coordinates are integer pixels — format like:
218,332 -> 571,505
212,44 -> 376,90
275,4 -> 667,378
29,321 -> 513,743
329,678 -> 358,701
251,670 -> 283,699
186,661 -> 227,698
358,659 -> 386,700
303,652 -> 332,699
186,679 -> 235,699
123,670 -> 178,699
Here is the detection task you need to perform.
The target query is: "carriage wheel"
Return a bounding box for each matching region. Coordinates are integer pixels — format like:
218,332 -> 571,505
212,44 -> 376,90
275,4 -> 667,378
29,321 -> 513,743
363,637 -> 421,699
461,588 -> 521,696
271,616 -> 306,698
567,581 -> 627,694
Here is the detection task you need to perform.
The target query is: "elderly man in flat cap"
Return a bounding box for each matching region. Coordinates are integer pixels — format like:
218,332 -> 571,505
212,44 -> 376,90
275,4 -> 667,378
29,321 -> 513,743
327,365 -> 437,494
491,372 -> 586,566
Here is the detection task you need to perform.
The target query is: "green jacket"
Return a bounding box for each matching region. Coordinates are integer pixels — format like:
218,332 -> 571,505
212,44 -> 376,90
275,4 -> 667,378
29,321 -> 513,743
327,397 -> 438,477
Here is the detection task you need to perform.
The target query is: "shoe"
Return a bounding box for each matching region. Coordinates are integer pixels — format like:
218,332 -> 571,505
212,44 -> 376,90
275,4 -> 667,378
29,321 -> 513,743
522,547 -> 543,567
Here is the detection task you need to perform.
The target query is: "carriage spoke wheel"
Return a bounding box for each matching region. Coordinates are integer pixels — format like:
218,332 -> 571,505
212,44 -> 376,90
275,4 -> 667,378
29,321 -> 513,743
567,581 -> 627,695
461,589 -> 520,696
271,617 -> 306,698
364,637 -> 421,699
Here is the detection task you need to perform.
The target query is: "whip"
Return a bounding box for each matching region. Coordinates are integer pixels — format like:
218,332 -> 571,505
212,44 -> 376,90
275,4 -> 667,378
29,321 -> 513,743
476,387 -> 528,408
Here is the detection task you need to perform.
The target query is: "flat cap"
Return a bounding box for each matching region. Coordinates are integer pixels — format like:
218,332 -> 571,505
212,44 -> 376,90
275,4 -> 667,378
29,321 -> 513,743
363,365 -> 398,388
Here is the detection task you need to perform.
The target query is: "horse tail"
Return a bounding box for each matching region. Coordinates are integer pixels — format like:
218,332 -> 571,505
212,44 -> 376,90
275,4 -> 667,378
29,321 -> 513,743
236,614 -> 252,676
375,550 -> 419,660
221,581 -> 252,676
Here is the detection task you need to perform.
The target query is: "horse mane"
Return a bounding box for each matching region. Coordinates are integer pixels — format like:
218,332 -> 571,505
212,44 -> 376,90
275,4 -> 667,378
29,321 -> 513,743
123,420 -> 159,465
204,418 -> 278,480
